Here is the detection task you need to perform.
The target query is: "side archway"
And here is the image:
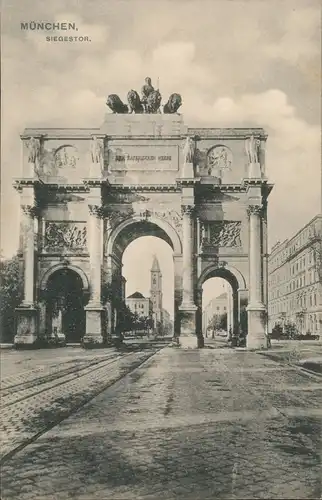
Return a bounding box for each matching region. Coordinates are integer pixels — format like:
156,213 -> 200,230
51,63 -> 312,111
196,265 -> 248,341
39,265 -> 89,343
39,263 -> 90,293
197,264 -> 246,291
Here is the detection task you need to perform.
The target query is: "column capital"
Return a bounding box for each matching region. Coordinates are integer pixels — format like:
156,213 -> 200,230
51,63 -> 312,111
247,204 -> 263,217
21,204 -> 38,217
88,204 -> 104,218
181,204 -> 195,216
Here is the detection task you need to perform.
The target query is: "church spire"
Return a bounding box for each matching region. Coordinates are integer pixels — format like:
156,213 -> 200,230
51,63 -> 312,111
151,255 -> 161,273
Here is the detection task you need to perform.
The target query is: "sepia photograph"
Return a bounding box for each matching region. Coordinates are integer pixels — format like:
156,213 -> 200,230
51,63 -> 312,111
0,0 -> 321,498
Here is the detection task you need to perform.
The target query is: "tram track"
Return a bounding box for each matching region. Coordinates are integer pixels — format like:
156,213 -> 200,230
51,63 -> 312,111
1,352 -> 118,395
1,352 -> 129,408
0,343 -> 166,464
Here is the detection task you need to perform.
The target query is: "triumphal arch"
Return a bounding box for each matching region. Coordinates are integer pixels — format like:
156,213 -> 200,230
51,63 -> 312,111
14,81 -> 273,349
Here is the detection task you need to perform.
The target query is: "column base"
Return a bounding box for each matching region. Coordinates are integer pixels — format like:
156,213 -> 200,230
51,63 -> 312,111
83,304 -> 104,348
246,305 -> 268,349
14,306 -> 38,347
178,305 -> 199,348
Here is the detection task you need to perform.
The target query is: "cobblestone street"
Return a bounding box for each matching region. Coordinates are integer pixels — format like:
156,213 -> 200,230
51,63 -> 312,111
1,343 -> 322,499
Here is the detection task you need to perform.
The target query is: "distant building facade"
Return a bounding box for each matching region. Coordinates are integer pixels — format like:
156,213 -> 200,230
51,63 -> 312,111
126,292 -> 152,318
203,293 -> 228,335
268,214 -> 322,336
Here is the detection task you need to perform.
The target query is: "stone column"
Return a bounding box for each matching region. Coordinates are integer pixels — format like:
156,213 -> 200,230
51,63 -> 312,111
181,205 -> 195,305
83,204 -> 104,346
246,204 -> 267,348
22,206 -> 36,305
226,289 -> 232,340
88,204 -> 103,305
14,205 -> 38,346
179,204 -> 198,347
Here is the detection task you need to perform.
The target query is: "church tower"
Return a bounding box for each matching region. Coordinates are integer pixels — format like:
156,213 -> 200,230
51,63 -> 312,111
150,255 -> 163,325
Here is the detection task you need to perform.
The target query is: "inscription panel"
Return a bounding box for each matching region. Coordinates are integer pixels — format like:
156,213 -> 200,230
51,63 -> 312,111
108,145 -> 179,171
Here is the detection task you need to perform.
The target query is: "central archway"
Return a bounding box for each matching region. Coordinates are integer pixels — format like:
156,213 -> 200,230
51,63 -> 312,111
107,216 -> 182,257
105,217 -> 181,339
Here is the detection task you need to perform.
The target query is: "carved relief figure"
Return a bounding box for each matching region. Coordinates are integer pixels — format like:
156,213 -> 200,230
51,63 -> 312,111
182,136 -> 195,164
90,136 -> 104,164
26,137 -> 41,163
218,221 -> 242,247
105,208 -> 134,228
44,223 -> 87,251
163,93 -> 182,114
152,209 -> 182,232
245,135 -> 261,164
207,146 -> 232,177
18,316 -> 30,335
54,146 -> 78,170
201,221 -> 242,248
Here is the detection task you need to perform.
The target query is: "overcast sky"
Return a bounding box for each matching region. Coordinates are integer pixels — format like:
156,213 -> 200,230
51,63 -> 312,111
1,0 -> 321,316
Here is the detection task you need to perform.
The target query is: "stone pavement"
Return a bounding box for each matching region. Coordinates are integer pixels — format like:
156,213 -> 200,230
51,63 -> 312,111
0,345 -> 164,461
1,346 -> 322,499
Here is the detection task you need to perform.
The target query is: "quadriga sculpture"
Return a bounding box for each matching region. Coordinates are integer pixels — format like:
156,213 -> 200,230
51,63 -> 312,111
127,90 -> 144,113
163,93 -> 182,114
145,90 -> 162,114
106,94 -> 128,114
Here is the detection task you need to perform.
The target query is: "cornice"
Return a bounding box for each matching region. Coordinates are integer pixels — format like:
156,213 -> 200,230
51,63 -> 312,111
187,127 -> 267,140
21,128 -> 101,140
83,178 -> 110,187
40,183 -> 90,193
13,178 -> 44,191
20,127 -> 268,141
176,177 -> 200,186
110,184 -> 181,192
105,135 -> 186,141
243,179 -> 274,195
38,252 -> 90,258
196,183 -> 247,195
